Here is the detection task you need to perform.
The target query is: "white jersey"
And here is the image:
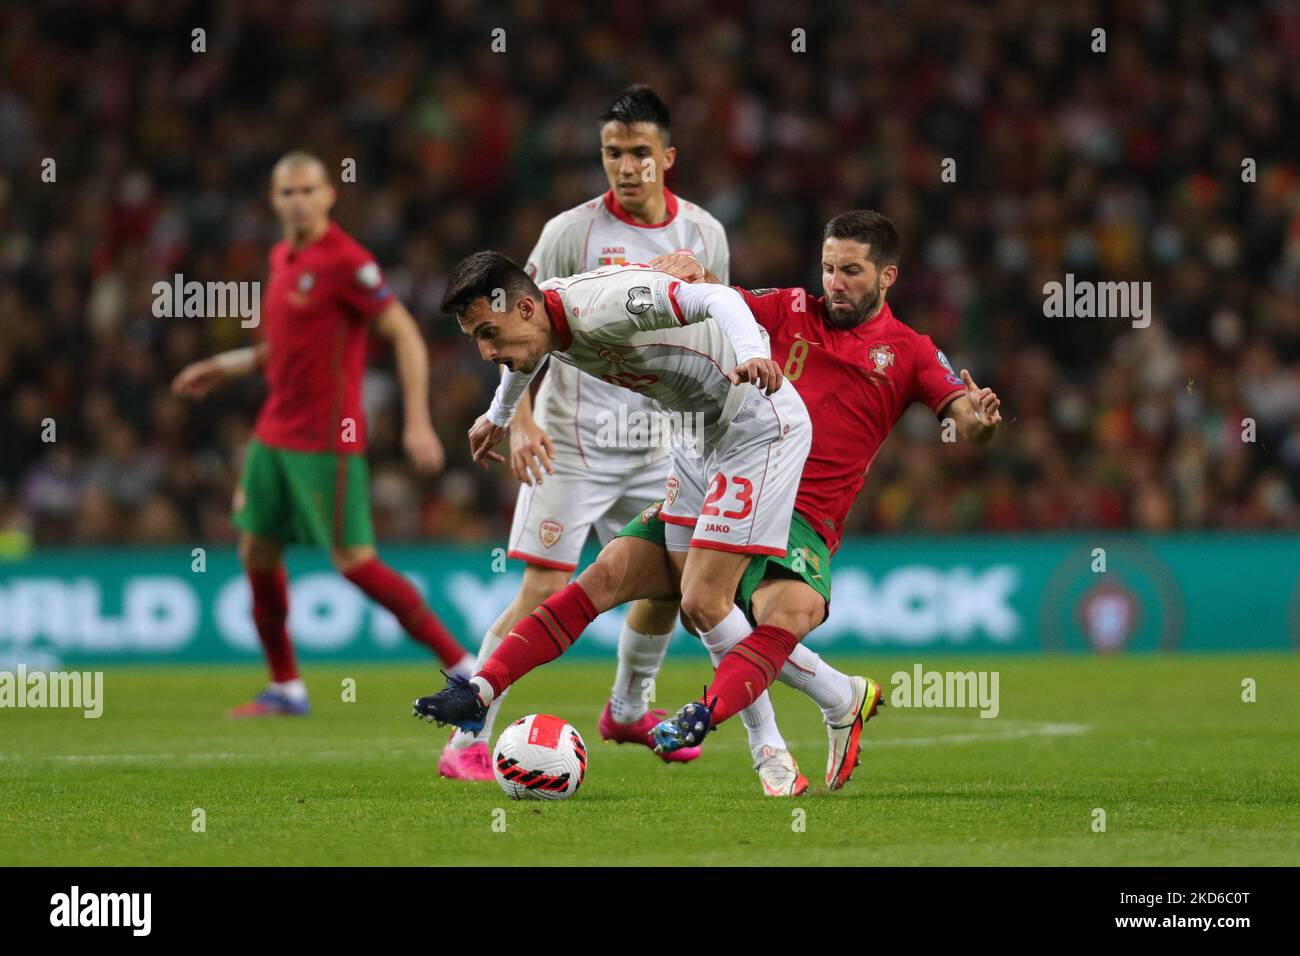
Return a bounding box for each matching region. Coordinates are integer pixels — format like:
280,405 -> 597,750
523,189 -> 728,470
489,264 -> 769,439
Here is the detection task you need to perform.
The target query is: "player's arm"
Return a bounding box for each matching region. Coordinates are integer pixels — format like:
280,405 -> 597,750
469,363 -> 546,468
502,216 -> 578,481
170,342 -> 269,400
505,365 -> 555,485
647,251 -> 721,284
938,369 -> 1002,445
665,280 -> 783,394
374,300 -> 445,473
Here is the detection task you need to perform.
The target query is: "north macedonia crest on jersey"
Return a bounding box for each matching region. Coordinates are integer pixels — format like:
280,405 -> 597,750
869,344 -> 896,373
665,476 -> 680,507
539,519 -> 564,549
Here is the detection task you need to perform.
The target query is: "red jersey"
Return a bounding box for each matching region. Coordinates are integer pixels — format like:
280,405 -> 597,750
739,288 -> 966,553
253,221 -> 394,453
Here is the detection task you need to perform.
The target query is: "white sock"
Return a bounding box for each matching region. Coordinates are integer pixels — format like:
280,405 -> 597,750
449,630 -> 506,749
700,607 -> 787,759
271,678 -> 307,702
739,692 -> 787,761
698,605 -> 752,656
609,623 -> 672,723
779,643 -> 855,720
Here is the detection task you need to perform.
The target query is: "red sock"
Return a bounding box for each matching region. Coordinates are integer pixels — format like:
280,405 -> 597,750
343,557 -> 469,667
479,582 -> 597,696
248,566 -> 296,682
704,625 -> 800,724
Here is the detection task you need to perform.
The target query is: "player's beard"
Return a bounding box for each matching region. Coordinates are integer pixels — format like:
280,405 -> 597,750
825,282 -> 883,330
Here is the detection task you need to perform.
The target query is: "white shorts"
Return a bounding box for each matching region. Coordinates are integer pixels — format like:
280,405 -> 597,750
508,458 -> 672,571
658,384 -> 811,556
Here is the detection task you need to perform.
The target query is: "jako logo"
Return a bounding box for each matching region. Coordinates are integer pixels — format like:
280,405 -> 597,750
702,523 -> 731,533
50,886 -> 151,936
1042,273 -> 1151,328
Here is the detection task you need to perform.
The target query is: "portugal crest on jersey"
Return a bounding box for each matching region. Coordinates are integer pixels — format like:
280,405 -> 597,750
637,501 -> 663,527
539,519 -> 564,549
869,344 -> 897,373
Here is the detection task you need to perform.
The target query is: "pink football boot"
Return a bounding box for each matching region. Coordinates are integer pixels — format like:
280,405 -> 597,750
437,739 -> 495,781
598,702 -> 702,763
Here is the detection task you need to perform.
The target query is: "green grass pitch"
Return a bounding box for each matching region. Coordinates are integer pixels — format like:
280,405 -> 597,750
2,655 -> 1297,866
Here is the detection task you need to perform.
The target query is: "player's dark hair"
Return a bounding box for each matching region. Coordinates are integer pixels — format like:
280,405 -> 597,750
441,251 -> 541,320
600,84 -> 671,143
823,210 -> 900,267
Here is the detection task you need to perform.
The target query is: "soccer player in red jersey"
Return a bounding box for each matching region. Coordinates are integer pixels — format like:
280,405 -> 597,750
172,151 -> 473,716
643,209 -> 1001,761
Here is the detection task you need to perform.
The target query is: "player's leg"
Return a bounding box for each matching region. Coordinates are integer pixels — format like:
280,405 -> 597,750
749,579 -> 882,789
647,506 -> 803,792
597,472 -> 684,729
437,466 -> 610,775
594,500 -> 701,762
228,438 -> 308,717
412,533 -> 677,730
318,452 -> 473,674
440,561 -> 569,779
332,541 -> 474,675
610,597 -> 678,715
653,385 -> 814,750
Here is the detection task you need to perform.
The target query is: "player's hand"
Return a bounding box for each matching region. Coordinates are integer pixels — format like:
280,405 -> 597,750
468,414 -> 508,468
170,359 -> 225,400
961,369 -> 1002,429
510,418 -> 556,486
729,357 -> 784,394
647,250 -> 706,283
403,421 -> 445,475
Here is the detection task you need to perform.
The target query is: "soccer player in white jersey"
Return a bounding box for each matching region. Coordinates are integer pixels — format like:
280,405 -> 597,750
412,254 -> 813,742
437,87 -> 731,780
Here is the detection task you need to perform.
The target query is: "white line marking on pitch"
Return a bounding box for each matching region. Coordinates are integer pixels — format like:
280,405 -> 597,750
0,748 -> 431,766
0,721 -> 1090,766
858,721 -> 1089,748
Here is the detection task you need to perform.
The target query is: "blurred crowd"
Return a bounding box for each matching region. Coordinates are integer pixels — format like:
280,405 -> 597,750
2,0 -> 1299,554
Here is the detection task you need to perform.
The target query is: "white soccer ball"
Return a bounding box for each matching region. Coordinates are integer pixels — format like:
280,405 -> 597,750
493,713 -> 588,801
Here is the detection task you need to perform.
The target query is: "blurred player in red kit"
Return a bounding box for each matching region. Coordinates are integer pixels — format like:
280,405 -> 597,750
172,151 -> 472,716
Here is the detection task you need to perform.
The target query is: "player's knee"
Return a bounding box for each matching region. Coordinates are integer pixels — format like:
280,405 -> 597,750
679,588 -> 733,633
628,596 -> 679,634
572,556 -> 623,609
519,565 -> 570,608
756,601 -> 820,640
678,609 -> 699,638
239,534 -> 281,570
330,545 -> 374,574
